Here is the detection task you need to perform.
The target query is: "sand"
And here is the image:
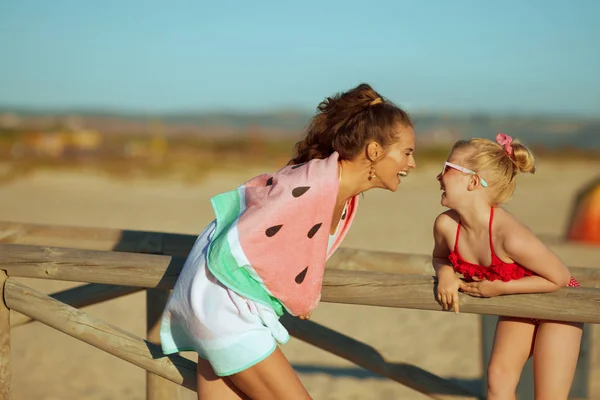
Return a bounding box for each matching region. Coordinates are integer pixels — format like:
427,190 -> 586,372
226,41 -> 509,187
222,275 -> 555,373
1,158 -> 599,399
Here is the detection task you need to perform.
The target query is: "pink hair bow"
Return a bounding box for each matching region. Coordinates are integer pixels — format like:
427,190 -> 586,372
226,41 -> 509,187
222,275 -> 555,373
496,133 -> 513,156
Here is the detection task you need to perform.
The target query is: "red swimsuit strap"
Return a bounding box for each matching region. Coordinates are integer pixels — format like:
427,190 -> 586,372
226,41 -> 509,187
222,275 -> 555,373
454,207 -> 497,261
489,207 -> 498,259
454,219 -> 462,254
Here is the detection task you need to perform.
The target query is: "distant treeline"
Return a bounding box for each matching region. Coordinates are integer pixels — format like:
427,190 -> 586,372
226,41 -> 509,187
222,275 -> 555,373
1,109 -> 599,150
0,128 -> 597,186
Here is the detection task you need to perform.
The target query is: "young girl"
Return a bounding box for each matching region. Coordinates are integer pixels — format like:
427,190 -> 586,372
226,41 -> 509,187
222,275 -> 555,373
432,133 -> 583,400
160,83 -> 417,400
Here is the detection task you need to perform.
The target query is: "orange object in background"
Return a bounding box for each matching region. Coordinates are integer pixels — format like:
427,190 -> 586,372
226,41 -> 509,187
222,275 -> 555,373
567,177 -> 600,245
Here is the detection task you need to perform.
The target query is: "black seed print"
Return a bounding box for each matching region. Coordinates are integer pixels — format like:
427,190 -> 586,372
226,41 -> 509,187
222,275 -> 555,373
341,210 -> 347,220
266,177 -> 273,186
265,225 -> 283,237
291,162 -> 307,169
307,223 -> 322,239
295,267 -> 308,284
292,186 -> 310,197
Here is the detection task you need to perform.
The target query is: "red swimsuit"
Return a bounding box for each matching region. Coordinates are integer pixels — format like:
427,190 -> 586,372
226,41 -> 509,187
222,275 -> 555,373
448,207 -> 580,287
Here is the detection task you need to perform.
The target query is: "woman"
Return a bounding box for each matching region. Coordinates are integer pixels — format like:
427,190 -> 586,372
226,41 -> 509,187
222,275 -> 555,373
160,83 -> 417,399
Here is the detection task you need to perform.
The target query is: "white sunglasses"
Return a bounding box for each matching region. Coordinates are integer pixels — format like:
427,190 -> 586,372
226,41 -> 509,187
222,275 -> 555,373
441,162 -> 488,187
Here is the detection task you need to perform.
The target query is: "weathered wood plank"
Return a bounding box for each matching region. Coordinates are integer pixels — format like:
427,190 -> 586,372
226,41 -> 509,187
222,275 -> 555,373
10,283 -> 141,328
330,248 -> 600,289
281,315 -> 481,400
2,243 -> 600,323
0,221 -> 195,256
0,270 -> 10,400
3,278 -> 197,391
0,221 -> 124,250
2,222 -> 598,287
321,269 -> 600,324
0,243 -> 184,289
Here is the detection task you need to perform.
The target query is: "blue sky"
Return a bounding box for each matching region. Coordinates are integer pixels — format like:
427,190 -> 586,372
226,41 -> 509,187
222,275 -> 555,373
1,0 -> 599,116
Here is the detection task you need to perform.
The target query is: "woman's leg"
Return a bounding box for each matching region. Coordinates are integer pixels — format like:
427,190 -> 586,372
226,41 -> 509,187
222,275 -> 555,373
228,347 -> 312,400
487,317 -> 537,400
196,348 -> 310,400
532,321 -> 583,400
197,356 -> 250,400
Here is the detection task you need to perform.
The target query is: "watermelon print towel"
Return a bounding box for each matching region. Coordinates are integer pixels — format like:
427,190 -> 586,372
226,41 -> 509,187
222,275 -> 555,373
207,151 -> 359,317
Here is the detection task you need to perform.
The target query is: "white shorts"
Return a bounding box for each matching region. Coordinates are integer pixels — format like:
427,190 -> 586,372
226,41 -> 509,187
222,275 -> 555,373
160,221 -> 290,376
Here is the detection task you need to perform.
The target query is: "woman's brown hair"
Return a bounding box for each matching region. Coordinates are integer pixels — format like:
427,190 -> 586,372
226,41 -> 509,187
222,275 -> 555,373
289,83 -> 413,164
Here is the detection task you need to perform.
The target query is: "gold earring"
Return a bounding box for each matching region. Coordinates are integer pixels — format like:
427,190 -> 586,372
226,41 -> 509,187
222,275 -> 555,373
368,163 -> 376,180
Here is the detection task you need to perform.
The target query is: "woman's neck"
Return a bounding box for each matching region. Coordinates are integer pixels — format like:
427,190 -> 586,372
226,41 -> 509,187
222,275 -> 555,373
336,160 -> 372,204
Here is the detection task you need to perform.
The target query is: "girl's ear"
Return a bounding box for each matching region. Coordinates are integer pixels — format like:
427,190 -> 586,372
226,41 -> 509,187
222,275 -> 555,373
467,175 -> 482,191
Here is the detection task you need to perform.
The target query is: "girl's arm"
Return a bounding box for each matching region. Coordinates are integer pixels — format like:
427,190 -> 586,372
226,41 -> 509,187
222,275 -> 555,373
498,221 -> 572,294
432,213 -> 455,278
432,212 -> 467,311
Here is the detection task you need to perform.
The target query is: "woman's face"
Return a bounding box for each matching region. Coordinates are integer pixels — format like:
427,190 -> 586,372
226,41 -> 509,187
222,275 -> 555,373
373,125 -> 416,192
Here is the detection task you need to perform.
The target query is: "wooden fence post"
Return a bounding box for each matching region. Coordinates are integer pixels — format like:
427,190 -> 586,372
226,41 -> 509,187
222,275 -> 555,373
0,270 -> 10,400
134,233 -> 181,400
147,289 -> 179,400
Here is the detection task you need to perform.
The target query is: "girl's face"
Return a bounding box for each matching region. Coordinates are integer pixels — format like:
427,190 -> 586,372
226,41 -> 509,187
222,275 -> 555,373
373,125 -> 416,192
436,150 -> 480,208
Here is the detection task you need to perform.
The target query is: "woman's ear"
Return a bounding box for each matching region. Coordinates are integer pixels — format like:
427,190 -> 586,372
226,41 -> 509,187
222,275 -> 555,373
366,141 -> 381,161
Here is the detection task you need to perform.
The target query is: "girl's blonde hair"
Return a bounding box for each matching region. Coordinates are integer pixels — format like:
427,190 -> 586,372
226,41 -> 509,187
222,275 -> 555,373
452,135 -> 536,203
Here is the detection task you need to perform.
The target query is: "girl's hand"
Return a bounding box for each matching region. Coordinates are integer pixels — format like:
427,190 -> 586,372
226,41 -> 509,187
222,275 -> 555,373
462,278 -> 506,297
437,275 -> 468,313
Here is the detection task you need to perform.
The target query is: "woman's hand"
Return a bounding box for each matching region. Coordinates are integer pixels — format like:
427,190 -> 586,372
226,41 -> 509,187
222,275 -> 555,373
436,275 -> 468,313
298,312 -> 312,320
461,277 -> 506,298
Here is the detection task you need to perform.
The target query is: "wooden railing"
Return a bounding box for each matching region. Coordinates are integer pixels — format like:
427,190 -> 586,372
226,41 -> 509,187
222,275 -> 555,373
1,221 -> 599,400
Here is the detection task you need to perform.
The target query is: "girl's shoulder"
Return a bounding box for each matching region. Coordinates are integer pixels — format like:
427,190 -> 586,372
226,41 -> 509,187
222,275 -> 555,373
434,209 -> 460,235
492,206 -> 536,249
493,207 -> 528,233
435,210 -> 460,227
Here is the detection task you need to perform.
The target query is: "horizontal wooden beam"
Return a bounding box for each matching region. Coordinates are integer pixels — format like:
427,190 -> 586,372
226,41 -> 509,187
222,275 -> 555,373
282,315 -> 480,400
321,269 -> 600,324
10,283 -> 142,328
0,243 -> 183,289
2,243 -> 599,323
0,221 -> 194,255
2,221 -> 598,288
3,278 -> 197,391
